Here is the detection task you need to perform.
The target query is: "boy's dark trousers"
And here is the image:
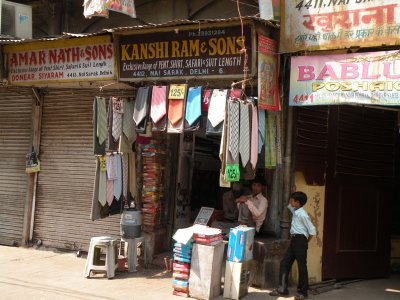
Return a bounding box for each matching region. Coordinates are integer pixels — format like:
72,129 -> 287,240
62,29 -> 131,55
277,234 -> 309,296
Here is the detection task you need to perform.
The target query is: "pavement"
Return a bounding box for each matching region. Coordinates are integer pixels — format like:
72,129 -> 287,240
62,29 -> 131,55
0,245 -> 399,300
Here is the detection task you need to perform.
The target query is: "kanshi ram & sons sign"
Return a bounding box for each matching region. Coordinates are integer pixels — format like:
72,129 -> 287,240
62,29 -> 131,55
115,23 -> 255,81
4,35 -> 115,84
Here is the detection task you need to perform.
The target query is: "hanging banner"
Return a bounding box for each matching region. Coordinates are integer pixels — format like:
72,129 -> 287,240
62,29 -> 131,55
289,50 -> 400,106
83,0 -> 136,18
106,0 -> 136,18
281,0 -> 400,52
258,35 -> 280,111
4,35 -> 115,84
117,24 -> 254,81
259,0 -> 280,21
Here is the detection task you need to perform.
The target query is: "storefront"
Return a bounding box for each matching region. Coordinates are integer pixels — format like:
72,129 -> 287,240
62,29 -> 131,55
112,17 -> 280,264
0,86 -> 34,246
2,35 -> 134,250
281,0 -> 400,281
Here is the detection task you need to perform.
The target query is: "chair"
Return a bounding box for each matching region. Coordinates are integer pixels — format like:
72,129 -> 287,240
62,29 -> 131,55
84,236 -> 118,279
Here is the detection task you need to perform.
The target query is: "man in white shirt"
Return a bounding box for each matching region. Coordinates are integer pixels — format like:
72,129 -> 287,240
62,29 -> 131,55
235,175 -> 268,233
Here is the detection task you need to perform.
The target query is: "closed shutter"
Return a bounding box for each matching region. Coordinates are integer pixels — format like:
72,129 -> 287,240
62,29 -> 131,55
0,87 -> 32,246
34,88 -> 126,251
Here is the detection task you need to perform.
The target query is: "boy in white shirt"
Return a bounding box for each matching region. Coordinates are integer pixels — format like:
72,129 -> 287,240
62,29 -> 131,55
269,191 -> 316,300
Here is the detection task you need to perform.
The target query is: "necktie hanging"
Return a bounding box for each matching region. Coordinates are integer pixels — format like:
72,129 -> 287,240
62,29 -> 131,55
228,101 -> 240,161
202,89 -> 211,113
122,99 -> 136,142
113,154 -> 122,199
239,101 -> 251,167
150,85 -> 167,123
258,108 -> 266,154
112,97 -> 123,141
93,97 -> 106,155
108,99 -> 119,151
227,89 -> 242,161
96,97 -> 108,145
250,101 -> 258,169
206,89 -> 228,135
265,110 -> 277,169
185,87 -> 202,126
151,85 -> 168,132
98,156 -> 107,206
133,86 -> 150,133
167,84 -> 187,133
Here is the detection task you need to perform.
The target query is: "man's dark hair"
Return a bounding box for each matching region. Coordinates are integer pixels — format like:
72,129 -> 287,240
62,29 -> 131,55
252,174 -> 266,186
291,191 -> 307,206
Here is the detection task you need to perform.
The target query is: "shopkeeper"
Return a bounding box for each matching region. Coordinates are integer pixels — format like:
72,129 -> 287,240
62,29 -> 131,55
235,175 -> 268,233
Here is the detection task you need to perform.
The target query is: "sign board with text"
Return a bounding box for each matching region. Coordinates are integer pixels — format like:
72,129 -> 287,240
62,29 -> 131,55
290,51 -> 400,106
116,24 -> 255,81
4,35 -> 115,84
281,0 -> 400,52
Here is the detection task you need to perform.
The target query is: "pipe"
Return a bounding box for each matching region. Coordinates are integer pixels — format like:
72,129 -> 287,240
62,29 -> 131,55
29,172 -> 38,241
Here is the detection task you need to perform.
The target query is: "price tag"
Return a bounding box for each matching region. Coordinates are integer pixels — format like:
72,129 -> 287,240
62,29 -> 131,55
99,156 -> 106,172
225,164 -> 240,182
169,84 -> 187,99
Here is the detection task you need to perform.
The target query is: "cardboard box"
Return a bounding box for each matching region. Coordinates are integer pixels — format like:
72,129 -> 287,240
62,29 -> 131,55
227,226 -> 255,262
223,261 -> 250,299
189,243 -> 224,300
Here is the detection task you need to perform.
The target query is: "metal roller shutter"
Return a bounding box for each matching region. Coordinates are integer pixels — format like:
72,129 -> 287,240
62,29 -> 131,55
34,88 -> 128,251
0,87 -> 33,246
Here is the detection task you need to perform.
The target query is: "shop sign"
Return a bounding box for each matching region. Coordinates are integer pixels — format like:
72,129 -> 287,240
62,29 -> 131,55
4,35 -> 115,84
117,24 -> 253,80
289,50 -> 400,106
281,0 -> 400,52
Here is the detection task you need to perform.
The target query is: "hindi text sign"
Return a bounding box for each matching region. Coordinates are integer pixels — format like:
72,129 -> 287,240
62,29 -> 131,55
281,0 -> 400,52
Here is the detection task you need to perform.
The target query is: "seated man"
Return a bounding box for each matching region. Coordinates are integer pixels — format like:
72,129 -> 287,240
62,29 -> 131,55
222,181 -> 252,221
211,181 -> 251,234
235,175 -> 268,233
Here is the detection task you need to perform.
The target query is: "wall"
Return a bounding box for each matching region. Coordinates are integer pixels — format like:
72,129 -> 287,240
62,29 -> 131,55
291,171 -> 325,284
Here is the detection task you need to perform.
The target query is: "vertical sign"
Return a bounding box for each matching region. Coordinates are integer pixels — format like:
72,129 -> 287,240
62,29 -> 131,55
258,35 -> 279,110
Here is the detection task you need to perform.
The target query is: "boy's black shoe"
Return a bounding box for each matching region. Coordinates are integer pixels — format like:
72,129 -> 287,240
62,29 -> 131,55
294,293 -> 308,300
269,289 -> 289,296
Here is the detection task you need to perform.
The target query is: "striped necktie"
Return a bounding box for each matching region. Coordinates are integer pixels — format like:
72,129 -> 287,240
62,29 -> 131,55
239,102 -> 250,167
250,102 -> 258,169
150,86 -> 167,123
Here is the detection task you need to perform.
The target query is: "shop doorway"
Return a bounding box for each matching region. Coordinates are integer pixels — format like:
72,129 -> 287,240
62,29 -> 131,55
322,105 -> 398,279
